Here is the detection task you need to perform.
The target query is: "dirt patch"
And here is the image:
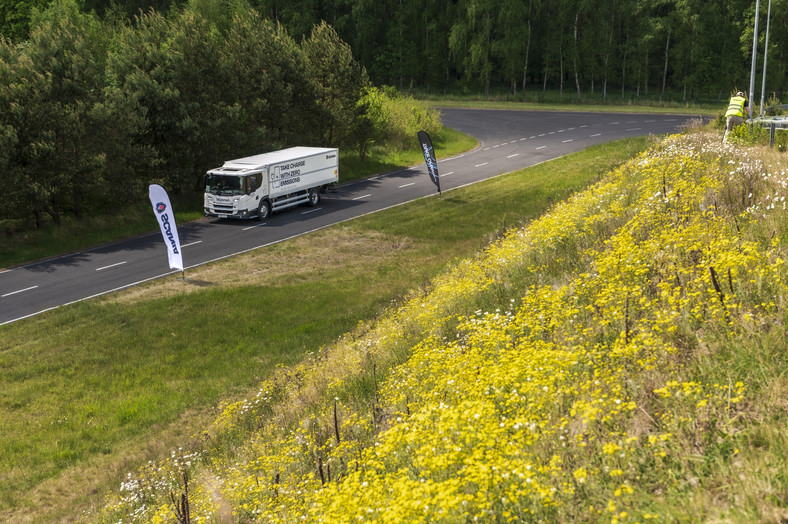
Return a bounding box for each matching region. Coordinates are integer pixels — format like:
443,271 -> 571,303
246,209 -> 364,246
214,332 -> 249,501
106,227 -> 414,305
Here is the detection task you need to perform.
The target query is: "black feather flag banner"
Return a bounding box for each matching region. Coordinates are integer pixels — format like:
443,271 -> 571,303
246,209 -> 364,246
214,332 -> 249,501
417,130 -> 440,194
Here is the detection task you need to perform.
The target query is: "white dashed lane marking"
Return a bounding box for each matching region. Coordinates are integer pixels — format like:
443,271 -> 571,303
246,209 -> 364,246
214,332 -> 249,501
96,261 -> 127,272
2,286 -> 38,298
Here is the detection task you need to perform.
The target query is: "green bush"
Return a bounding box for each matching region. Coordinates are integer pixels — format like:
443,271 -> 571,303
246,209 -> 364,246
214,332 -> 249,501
728,122 -> 788,151
357,86 -> 442,158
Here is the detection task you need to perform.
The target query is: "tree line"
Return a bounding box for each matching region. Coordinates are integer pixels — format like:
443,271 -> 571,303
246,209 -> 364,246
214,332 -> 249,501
4,0 -> 786,102
0,0 -> 440,229
255,0 -> 786,103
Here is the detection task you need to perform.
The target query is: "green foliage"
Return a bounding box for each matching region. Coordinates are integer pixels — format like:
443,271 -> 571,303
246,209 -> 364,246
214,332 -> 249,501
356,86 -> 442,157
764,93 -> 784,115
106,8 -> 234,192
728,122 -> 788,152
186,0 -> 250,33
301,21 -> 369,149
0,2 -> 116,225
218,10 -> 309,151
7,0 -> 786,102
0,0 -> 50,41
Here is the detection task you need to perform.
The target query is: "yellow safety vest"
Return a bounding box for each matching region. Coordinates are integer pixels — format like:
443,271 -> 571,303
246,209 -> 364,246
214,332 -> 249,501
725,96 -> 746,118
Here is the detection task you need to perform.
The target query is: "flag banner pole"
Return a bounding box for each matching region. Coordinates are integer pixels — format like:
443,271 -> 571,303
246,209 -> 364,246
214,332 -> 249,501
148,184 -> 184,273
417,131 -> 441,195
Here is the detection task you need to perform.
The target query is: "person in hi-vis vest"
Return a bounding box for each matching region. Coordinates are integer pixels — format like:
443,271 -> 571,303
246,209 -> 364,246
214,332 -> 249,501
724,91 -> 748,142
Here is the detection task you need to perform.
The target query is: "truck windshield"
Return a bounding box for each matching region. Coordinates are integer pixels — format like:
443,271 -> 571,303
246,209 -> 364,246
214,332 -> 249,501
205,174 -> 243,196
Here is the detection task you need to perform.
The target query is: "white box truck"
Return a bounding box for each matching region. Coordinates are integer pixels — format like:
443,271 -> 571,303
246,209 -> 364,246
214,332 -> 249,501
204,146 -> 338,220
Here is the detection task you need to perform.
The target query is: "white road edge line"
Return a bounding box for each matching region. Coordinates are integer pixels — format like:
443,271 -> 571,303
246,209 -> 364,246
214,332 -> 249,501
96,261 -> 127,272
2,285 -> 39,297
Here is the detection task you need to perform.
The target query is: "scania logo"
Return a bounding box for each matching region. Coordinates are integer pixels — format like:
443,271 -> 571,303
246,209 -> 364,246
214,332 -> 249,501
156,202 -> 167,214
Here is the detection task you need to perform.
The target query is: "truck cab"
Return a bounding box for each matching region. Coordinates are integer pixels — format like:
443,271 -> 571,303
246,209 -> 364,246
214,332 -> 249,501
204,168 -> 265,219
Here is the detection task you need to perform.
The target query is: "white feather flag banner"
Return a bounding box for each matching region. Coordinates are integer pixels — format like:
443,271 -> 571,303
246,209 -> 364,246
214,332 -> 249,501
148,184 -> 184,271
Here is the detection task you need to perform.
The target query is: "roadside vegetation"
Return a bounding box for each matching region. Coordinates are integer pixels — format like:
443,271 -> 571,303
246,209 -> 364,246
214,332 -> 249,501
87,124 -> 788,523
0,132 -> 646,522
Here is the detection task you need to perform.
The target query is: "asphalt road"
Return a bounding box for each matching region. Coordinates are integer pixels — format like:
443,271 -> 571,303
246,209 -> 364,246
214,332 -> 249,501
0,108 -> 702,325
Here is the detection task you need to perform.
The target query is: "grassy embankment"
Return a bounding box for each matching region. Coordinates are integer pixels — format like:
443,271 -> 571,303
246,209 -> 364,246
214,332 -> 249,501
95,128 -> 788,522
0,125 -> 647,521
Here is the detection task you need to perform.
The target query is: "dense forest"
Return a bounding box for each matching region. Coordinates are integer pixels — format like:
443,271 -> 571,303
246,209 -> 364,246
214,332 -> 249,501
4,0 -> 787,100
1,0 -> 786,229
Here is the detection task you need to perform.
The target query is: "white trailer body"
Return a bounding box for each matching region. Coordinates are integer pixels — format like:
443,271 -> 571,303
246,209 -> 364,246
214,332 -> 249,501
204,146 -> 338,220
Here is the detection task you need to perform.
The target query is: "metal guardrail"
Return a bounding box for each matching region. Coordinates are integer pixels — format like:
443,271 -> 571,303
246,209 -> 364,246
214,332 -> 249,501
751,116 -> 788,129
748,116 -> 788,147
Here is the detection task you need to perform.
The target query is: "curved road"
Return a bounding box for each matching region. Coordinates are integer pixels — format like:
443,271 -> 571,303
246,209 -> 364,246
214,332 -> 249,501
0,108 -> 701,325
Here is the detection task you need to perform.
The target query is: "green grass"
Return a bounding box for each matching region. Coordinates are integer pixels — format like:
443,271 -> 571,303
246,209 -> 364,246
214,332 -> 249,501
420,95 -> 721,116
415,87 -> 723,115
0,136 -> 651,522
340,126 -> 478,182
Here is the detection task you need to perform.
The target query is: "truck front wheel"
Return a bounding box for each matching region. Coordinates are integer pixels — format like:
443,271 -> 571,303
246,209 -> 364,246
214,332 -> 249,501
258,199 -> 271,220
308,188 -> 320,206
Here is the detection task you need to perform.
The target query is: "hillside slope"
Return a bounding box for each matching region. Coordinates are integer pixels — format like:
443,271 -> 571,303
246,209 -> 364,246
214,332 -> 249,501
99,131 -> 788,523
